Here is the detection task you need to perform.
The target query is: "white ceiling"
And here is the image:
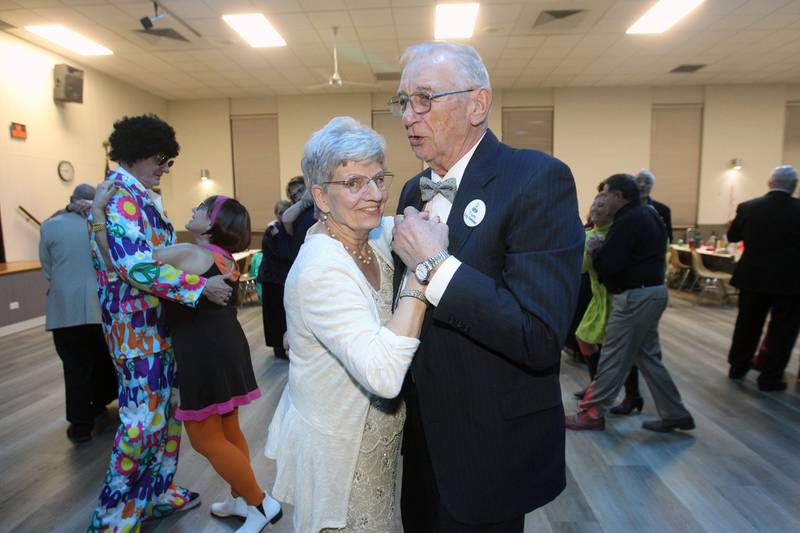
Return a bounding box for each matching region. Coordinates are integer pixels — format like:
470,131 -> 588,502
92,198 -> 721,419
2,0 -> 800,100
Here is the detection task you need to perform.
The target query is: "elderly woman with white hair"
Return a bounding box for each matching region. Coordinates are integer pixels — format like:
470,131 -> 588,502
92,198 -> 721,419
265,117 -> 441,532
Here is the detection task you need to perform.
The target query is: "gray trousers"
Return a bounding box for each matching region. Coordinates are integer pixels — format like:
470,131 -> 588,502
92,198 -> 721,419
581,285 -> 690,419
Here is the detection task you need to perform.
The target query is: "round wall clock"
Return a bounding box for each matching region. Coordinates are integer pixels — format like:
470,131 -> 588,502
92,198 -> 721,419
57,160 -> 75,182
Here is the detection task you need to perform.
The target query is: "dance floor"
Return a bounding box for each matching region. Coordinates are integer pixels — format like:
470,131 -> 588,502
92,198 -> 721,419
1,293 -> 798,532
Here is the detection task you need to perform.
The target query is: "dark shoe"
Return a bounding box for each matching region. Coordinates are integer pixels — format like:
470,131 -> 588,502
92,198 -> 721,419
573,387 -> 587,400
565,410 -> 605,431
66,425 -> 92,444
728,365 -> 749,380
757,380 -> 787,392
609,397 -> 644,415
642,415 -> 695,433
146,490 -> 201,521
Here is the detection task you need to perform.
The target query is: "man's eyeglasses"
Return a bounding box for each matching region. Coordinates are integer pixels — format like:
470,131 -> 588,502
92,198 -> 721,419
388,89 -> 475,117
154,153 -> 175,168
326,172 -> 394,194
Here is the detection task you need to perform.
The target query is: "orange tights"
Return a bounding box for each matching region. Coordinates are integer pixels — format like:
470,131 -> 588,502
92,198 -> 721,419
184,409 -> 263,506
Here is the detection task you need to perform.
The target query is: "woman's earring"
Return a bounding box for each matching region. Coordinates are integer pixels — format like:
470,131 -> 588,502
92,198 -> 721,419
321,213 -> 328,221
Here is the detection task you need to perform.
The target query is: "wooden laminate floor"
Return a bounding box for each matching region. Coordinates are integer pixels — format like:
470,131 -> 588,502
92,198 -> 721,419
1,293 -> 799,532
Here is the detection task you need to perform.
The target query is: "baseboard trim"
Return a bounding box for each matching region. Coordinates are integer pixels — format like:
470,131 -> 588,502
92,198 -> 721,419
0,315 -> 46,338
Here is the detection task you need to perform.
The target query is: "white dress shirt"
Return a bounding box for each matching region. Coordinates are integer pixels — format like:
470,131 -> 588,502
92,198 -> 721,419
421,132 -> 485,306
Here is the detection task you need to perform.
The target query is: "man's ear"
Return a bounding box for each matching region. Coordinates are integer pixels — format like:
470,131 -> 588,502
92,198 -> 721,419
469,88 -> 492,127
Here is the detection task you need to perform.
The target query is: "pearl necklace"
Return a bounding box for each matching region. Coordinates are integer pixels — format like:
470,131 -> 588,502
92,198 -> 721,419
322,217 -> 373,265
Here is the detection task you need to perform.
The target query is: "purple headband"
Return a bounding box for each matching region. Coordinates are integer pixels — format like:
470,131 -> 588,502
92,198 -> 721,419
209,195 -> 231,225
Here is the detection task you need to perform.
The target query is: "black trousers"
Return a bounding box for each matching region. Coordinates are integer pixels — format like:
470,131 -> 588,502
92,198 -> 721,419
52,324 -> 118,431
261,281 -> 287,358
728,290 -> 800,383
401,384 -> 525,533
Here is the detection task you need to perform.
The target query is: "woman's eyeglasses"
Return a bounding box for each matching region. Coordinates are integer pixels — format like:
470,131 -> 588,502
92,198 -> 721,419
325,172 -> 394,194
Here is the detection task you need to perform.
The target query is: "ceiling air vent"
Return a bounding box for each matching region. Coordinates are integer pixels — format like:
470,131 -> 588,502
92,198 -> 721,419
133,28 -> 189,42
532,9 -> 586,30
374,72 -> 401,82
670,64 -> 705,73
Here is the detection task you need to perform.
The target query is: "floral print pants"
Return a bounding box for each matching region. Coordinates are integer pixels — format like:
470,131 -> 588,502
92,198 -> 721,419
87,349 -> 193,532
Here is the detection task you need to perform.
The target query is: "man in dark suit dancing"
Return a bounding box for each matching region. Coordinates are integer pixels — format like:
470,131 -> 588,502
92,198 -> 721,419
390,41 -> 584,532
727,165 -> 800,391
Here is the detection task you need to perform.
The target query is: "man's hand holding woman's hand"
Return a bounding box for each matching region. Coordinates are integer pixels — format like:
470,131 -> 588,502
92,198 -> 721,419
204,272 -> 234,306
392,207 -> 449,269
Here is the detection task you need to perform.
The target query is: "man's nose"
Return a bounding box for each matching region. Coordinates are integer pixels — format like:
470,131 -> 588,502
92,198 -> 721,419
402,104 -> 418,127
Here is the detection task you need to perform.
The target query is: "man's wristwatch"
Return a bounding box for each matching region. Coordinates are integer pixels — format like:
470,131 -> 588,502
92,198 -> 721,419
414,249 -> 450,284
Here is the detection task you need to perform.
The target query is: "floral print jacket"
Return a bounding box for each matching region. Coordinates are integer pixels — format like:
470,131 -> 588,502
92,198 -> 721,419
90,167 -> 207,360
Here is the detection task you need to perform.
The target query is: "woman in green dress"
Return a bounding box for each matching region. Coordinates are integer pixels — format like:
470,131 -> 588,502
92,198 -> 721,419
574,192 -> 612,397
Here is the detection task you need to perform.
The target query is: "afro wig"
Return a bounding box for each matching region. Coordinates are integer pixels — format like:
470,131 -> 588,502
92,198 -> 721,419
107,114 -> 180,165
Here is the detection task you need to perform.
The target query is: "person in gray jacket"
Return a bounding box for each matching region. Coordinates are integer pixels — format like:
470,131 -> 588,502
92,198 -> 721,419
39,183 -> 117,443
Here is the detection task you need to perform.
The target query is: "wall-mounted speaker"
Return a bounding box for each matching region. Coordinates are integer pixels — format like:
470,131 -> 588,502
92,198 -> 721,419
53,64 -> 84,103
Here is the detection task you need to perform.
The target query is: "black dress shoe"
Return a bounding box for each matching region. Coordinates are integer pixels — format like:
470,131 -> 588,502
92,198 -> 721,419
609,397 -> 644,415
642,415 -> 695,433
66,425 -> 92,443
728,366 -> 749,380
757,380 -> 787,392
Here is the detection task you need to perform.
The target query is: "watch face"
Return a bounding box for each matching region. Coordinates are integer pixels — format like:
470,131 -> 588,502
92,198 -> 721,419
415,263 -> 428,282
57,160 -> 74,182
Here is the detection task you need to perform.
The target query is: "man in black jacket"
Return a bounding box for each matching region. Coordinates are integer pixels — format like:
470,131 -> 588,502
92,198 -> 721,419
391,41 -> 583,532
566,174 -> 694,433
727,165 -> 800,391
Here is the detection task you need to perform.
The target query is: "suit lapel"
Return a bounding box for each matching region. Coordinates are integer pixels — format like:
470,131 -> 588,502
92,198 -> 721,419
446,130 -> 500,256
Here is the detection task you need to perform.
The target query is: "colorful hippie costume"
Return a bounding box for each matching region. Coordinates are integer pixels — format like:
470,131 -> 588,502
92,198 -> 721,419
87,166 -> 207,532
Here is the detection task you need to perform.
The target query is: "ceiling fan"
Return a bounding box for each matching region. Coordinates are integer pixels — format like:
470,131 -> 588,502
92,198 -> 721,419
307,27 -> 377,90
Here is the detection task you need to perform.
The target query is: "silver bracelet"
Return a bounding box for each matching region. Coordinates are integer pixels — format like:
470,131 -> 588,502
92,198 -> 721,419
398,288 -> 427,305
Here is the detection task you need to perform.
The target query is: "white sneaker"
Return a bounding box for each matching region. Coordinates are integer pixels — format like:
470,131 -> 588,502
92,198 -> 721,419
235,494 -> 282,533
210,494 -> 248,519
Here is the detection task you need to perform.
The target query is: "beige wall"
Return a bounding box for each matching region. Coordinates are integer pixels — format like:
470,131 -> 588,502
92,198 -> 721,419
698,85 -> 788,224
162,98 -> 234,229
0,31 -> 166,262
554,87 -> 653,216
277,93 -> 372,187
158,84 -> 798,230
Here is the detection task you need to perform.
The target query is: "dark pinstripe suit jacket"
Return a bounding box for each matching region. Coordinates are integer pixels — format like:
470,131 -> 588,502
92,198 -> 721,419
393,129 -> 584,524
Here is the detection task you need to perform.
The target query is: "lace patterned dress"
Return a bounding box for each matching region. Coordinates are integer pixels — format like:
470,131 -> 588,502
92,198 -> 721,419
322,253 -> 405,532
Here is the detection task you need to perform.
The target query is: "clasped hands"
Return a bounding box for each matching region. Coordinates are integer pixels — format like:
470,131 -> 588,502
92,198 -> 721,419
586,233 -> 606,254
392,207 -> 449,273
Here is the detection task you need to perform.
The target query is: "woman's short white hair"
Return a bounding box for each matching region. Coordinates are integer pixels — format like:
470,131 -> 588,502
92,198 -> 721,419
400,42 -> 491,91
301,116 -> 386,188
770,165 -> 798,193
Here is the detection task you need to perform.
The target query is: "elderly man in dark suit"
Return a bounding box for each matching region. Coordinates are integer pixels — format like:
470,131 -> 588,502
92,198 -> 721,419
390,41 -> 584,532
636,169 -> 673,243
727,165 -> 800,391
39,184 -> 117,443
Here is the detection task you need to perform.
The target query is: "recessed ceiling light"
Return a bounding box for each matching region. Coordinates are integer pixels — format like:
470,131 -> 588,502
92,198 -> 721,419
222,13 -> 286,47
435,3 -> 480,39
626,0 -> 705,34
25,25 -> 112,56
